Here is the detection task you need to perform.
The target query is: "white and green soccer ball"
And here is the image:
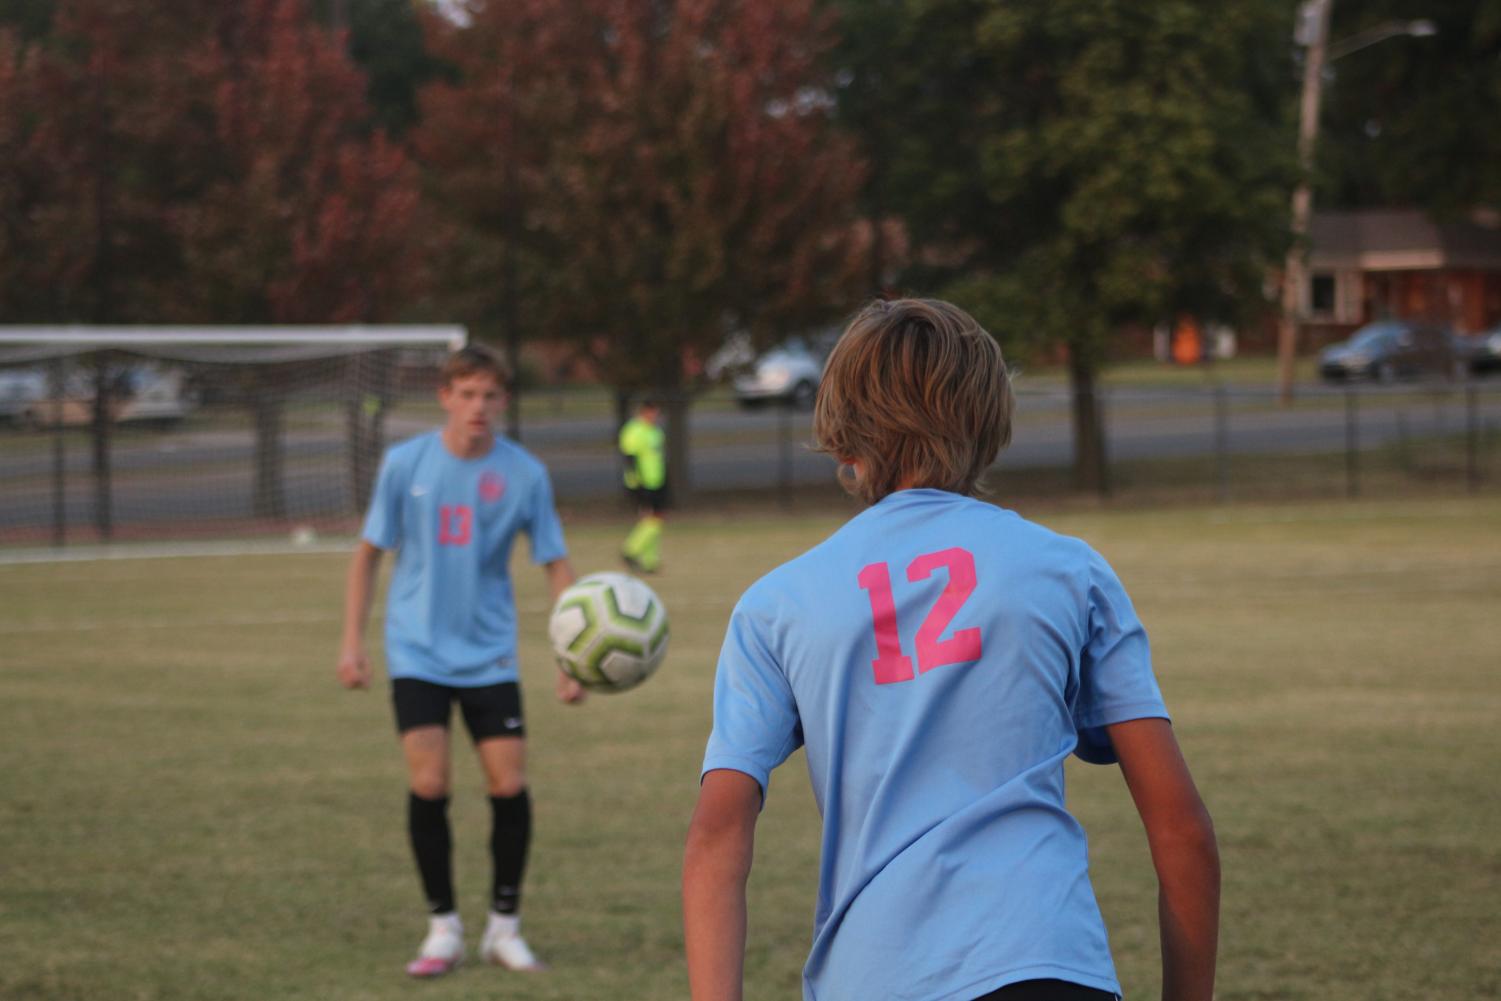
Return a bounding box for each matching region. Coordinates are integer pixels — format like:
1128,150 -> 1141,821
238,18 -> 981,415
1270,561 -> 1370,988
548,572 -> 669,693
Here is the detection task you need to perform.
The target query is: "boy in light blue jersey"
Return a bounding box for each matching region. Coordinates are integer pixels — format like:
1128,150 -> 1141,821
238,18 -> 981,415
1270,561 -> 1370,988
684,300 -> 1219,1001
338,345 -> 585,978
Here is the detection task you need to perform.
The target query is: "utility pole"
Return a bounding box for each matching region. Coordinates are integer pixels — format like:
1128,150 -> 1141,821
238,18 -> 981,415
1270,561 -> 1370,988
1276,0 -> 1332,407
1276,7 -> 1436,405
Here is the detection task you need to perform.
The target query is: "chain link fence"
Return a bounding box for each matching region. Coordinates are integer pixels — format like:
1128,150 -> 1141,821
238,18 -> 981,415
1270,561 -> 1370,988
2,372 -> 1497,549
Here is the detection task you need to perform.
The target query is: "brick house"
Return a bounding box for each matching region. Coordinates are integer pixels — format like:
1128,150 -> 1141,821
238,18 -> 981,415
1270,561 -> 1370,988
1301,208 -> 1501,347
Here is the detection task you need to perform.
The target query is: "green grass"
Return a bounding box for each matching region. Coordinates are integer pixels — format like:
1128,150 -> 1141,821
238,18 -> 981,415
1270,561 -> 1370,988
1,497 -> 1499,1000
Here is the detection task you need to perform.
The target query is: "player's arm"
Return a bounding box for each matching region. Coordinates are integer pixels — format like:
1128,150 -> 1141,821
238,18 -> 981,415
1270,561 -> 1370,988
1108,717 -> 1219,1001
542,557 -> 587,704
619,427 -> 640,478
683,768 -> 761,1001
337,540 -> 385,690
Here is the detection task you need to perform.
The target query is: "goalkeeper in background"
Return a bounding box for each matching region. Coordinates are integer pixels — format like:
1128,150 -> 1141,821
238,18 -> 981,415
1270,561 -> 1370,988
619,396 -> 667,573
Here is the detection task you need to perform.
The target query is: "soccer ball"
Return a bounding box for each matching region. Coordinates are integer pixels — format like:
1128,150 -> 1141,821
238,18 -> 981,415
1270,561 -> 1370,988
548,572 -> 669,693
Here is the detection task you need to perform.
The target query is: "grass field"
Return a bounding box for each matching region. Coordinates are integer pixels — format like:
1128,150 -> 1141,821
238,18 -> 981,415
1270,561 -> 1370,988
2,496 -> 1499,1001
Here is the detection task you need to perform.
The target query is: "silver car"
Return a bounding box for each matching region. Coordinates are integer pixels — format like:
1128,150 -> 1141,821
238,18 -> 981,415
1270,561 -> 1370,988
732,339 -> 824,409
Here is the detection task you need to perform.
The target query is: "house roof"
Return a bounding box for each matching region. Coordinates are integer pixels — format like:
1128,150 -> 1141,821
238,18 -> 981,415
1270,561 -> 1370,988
1309,209 -> 1501,271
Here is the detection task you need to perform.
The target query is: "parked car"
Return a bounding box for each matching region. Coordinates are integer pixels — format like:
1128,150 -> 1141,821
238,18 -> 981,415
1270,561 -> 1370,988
1453,326 -> 1501,375
1318,321 -> 1461,382
731,338 -> 825,409
0,368 -> 47,422
17,363 -> 198,429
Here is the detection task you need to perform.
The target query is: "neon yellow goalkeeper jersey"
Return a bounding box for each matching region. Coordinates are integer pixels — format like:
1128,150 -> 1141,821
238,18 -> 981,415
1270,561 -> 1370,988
619,416 -> 665,490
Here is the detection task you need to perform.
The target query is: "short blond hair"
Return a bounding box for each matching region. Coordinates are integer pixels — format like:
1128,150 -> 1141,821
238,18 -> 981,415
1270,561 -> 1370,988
440,343 -> 510,388
812,298 -> 1013,504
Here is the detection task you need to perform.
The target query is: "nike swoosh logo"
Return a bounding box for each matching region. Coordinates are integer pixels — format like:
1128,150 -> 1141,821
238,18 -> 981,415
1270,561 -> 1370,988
411,486 -> 429,497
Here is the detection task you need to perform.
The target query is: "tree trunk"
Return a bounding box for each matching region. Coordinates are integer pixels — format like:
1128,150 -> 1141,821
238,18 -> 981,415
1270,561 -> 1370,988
663,388 -> 691,507
253,388 -> 287,520
1068,348 -> 1110,495
614,389 -> 632,435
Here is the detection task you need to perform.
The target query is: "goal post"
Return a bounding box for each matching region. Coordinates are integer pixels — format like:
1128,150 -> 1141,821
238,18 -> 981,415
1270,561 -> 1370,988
0,326 -> 466,548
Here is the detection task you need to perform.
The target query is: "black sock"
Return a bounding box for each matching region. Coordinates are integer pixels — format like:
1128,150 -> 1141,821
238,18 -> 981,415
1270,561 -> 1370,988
489,789 -> 531,915
408,792 -> 455,915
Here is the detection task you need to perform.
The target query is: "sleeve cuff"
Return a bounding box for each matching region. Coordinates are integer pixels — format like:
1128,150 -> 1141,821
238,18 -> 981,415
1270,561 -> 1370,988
1072,704 -> 1172,766
700,756 -> 771,805
1074,700 -> 1171,730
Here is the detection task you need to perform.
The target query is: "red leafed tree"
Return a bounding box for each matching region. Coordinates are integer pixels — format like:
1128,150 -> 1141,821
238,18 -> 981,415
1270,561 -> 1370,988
172,0 -> 423,326
168,0 -> 426,516
418,0 -> 867,492
0,28 -> 46,320
0,2 -> 204,540
0,1 -> 195,325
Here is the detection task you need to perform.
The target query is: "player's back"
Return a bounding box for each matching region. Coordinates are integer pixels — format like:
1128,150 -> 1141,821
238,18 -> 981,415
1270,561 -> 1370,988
708,487 -> 1164,1000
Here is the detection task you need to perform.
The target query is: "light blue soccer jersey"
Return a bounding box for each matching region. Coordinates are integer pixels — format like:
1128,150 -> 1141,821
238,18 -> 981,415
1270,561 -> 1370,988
701,489 -> 1168,1001
362,431 -> 567,687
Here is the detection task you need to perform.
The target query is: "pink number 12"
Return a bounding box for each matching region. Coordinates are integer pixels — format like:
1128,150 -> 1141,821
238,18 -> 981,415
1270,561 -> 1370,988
857,547 -> 982,685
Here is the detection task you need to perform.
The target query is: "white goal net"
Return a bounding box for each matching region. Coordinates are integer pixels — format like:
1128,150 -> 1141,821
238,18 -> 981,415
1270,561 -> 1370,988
0,327 -> 464,548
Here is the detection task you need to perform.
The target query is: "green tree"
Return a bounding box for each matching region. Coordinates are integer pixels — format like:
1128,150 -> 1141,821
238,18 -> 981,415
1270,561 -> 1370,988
831,0 -> 1297,491
1320,0 -> 1501,215
0,0 -> 51,40
308,0 -> 443,135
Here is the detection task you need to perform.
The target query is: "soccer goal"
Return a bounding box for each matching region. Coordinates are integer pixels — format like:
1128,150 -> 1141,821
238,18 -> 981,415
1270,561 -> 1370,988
0,326 -> 465,548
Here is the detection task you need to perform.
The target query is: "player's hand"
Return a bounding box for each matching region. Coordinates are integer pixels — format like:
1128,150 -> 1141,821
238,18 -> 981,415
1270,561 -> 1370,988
337,648 -> 371,690
556,669 -> 587,705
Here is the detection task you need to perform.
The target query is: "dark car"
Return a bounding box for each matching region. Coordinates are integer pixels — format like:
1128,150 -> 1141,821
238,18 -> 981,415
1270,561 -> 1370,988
1453,326 -> 1501,375
1318,321 -> 1460,382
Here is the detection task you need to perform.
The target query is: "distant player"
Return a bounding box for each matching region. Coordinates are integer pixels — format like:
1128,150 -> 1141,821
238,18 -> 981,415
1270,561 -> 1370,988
619,396 -> 667,573
683,299 -> 1219,1001
337,344 -> 585,978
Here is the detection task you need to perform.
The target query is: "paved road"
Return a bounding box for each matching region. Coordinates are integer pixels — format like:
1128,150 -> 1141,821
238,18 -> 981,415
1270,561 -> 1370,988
3,382 -> 1498,531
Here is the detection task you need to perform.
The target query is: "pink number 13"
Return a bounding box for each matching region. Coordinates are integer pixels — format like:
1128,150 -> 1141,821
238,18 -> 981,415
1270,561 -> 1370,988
856,547 -> 983,685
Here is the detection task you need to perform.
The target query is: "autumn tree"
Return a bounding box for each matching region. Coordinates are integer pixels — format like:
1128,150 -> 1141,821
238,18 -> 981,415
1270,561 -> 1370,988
158,0 -> 425,517
0,0 -> 196,326
0,1 -> 208,537
0,28 -> 46,319
418,0 -> 867,496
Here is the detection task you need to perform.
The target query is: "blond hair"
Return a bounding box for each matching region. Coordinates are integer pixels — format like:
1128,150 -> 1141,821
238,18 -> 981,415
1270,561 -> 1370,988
812,298 -> 1013,504
440,343 -> 510,388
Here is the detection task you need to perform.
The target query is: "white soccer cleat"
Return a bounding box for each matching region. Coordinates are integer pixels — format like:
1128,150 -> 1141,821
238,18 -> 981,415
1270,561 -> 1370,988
405,913 -> 465,978
480,912 -> 548,972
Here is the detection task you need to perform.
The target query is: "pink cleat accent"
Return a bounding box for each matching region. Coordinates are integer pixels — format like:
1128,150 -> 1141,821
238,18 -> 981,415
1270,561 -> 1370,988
405,914 -> 465,978
405,954 -> 462,978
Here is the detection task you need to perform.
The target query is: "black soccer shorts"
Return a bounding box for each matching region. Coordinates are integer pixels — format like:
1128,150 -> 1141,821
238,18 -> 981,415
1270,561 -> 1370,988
391,678 -> 525,741
973,980 -> 1116,1001
631,485 -> 669,514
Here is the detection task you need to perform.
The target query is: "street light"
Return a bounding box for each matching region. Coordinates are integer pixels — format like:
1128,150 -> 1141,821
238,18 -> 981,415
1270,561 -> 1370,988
1327,19 -> 1437,61
1274,3 -> 1437,405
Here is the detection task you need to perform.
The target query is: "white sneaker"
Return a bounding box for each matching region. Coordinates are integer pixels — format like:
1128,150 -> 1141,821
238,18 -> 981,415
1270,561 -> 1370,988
406,913 -> 465,978
480,912 -> 547,972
